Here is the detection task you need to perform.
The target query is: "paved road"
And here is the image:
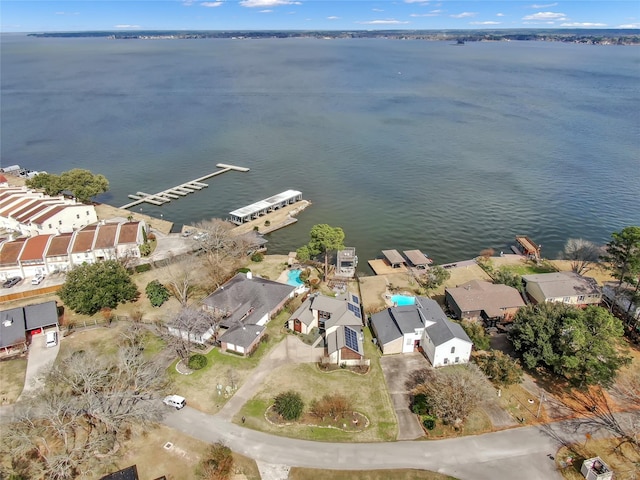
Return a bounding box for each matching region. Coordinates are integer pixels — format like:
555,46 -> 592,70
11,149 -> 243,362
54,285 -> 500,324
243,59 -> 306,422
163,407 -> 565,480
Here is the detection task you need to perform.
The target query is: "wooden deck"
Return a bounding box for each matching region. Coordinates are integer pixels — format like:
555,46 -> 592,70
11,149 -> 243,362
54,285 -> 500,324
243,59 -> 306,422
368,259 -> 408,275
120,163 -> 249,209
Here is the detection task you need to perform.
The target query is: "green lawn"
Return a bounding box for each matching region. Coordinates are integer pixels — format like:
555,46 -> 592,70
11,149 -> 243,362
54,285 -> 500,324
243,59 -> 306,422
499,261 -> 557,276
168,310 -> 289,414
236,327 -> 398,442
0,357 -> 27,403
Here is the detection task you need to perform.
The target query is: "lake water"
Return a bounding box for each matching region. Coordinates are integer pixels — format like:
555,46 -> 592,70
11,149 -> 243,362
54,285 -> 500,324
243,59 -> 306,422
1,35 -> 639,267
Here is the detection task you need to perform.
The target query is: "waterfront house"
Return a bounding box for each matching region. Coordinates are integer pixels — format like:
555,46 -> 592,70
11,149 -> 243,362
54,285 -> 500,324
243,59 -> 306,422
370,296 -> 472,367
288,292 -> 364,364
522,271 -> 601,306
445,280 -> 526,325
201,272 -> 295,355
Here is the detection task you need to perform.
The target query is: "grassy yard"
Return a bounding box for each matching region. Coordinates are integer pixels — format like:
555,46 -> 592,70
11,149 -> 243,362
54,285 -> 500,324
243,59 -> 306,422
289,468 -> 459,480
420,409 -> 493,439
111,424 -> 260,480
0,357 -> 27,403
236,328 -> 397,442
168,310 -> 289,415
555,438 -> 640,480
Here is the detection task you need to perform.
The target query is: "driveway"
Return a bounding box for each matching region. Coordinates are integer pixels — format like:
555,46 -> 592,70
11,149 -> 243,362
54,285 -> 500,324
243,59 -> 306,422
18,328 -> 60,400
217,335 -> 319,421
379,352 -> 426,440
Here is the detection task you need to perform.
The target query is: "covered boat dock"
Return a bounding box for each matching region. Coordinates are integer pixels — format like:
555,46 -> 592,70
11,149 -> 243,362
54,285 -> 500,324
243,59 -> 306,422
403,250 -> 433,269
229,190 -> 303,225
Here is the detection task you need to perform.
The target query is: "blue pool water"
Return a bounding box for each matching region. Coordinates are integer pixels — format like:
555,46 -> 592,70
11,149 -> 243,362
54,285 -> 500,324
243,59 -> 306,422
287,269 -> 303,287
391,295 -> 416,306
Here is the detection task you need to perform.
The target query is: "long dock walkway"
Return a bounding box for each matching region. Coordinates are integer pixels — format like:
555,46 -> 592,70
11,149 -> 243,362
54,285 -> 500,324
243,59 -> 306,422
120,163 -> 249,209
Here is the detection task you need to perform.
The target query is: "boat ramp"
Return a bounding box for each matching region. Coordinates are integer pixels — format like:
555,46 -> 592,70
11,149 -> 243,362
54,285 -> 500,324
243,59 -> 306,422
120,163 -> 249,209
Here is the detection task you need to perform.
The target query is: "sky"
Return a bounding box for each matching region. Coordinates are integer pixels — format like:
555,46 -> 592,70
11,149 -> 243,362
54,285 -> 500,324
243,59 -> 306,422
2,0 -> 639,33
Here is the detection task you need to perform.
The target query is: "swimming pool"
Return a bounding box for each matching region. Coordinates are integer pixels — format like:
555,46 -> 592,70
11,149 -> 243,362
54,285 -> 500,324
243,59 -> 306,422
287,269 -> 304,287
390,294 -> 416,306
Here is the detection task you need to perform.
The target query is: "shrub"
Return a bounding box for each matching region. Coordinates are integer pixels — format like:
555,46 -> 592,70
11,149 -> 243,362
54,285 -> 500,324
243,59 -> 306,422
251,252 -> 264,262
411,393 -> 430,415
145,280 -> 170,307
135,263 -> 152,273
196,442 -> 233,480
475,350 -> 523,386
139,243 -> 152,256
273,390 -> 304,421
264,220 -> 271,226
188,353 -> 208,370
299,268 -> 310,282
237,267 -> 251,274
460,320 -> 491,351
422,415 -> 437,430
310,394 -> 352,420
147,232 -> 156,241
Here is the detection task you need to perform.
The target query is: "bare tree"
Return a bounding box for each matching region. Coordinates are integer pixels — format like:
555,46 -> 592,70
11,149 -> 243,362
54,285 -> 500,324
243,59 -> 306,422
410,364 -> 492,426
163,306 -> 221,359
563,238 -> 600,275
164,256 -> 201,307
193,218 -> 236,263
2,335 -> 167,480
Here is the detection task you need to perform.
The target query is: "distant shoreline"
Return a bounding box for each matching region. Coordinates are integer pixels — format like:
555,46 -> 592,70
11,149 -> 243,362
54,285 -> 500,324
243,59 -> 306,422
24,29 -> 640,46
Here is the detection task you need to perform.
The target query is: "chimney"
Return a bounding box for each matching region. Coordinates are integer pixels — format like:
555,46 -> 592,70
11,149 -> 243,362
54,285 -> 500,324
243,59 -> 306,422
246,271 -> 252,280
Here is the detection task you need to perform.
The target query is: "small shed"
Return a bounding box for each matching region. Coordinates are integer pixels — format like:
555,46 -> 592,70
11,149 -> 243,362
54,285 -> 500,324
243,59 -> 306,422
382,249 -> 405,269
581,457 -> 613,480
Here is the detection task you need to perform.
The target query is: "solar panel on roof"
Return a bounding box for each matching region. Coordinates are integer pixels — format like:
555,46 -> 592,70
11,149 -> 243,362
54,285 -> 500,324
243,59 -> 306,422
347,303 -> 361,318
344,327 -> 359,351
352,294 -> 359,305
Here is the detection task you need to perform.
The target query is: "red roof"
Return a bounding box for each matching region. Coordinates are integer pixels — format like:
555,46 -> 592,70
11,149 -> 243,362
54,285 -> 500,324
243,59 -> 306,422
14,201 -> 62,223
20,235 -> 53,261
70,229 -> 96,253
45,233 -> 73,257
30,205 -> 67,225
0,198 -> 33,218
94,223 -> 118,249
0,174 -> 8,183
0,238 -> 27,266
118,222 -> 140,244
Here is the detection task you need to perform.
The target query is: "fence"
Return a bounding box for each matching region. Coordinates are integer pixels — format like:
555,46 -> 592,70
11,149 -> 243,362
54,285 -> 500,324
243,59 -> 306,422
0,284 -> 62,303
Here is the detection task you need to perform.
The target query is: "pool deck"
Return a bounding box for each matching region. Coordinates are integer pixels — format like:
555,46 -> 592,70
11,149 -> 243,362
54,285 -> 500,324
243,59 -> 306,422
368,259 -> 408,275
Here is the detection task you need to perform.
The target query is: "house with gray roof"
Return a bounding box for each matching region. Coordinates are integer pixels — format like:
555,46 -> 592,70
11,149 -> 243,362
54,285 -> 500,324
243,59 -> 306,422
370,296 -> 472,367
445,280 -> 525,324
288,292 -> 365,365
1,300 -> 59,355
201,271 -> 295,355
522,271 -> 601,306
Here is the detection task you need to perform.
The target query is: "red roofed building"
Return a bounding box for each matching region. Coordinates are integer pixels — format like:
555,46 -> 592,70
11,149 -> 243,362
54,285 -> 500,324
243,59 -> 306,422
19,235 -> 53,276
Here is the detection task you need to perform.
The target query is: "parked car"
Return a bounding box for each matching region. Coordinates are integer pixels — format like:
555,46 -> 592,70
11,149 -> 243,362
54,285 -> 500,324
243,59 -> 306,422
32,273 -> 45,285
163,395 -> 187,410
2,276 -> 22,288
46,331 -> 58,348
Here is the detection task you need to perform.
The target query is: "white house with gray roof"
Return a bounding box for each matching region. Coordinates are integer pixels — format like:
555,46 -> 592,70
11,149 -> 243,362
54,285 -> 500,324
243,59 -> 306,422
370,297 -> 472,367
522,271 -> 601,306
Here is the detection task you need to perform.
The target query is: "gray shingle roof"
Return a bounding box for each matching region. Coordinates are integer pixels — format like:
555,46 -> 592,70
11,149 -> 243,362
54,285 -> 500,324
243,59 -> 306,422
219,323 -> 264,349
370,296 -> 470,348
0,307 -> 26,348
24,301 -> 59,330
290,293 -> 361,328
522,271 -> 600,299
202,272 -> 294,328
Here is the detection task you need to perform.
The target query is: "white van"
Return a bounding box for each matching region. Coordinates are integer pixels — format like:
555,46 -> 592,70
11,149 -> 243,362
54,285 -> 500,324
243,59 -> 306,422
163,395 -> 187,410
45,331 -> 58,348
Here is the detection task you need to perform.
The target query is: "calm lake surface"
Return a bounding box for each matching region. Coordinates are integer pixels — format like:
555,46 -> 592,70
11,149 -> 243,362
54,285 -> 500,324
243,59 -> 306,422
2,35 -> 639,267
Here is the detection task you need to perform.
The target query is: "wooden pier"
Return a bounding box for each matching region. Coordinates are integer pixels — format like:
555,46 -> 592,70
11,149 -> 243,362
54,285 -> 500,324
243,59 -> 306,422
120,163 -> 249,209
